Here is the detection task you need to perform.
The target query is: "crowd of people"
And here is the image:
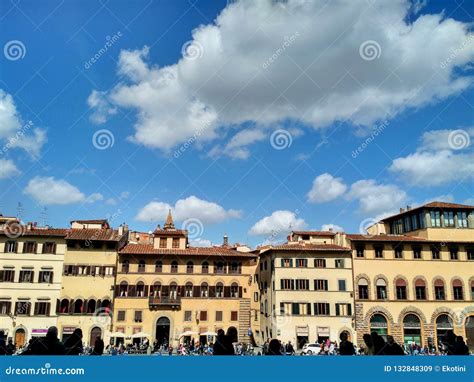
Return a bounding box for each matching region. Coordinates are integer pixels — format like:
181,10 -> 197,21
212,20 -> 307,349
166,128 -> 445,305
0,327 -> 470,356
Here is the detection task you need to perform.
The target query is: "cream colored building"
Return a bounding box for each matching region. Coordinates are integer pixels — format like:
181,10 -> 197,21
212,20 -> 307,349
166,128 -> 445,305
113,212 -> 260,347
57,220 -> 128,346
0,218 -> 67,347
346,202 -> 474,350
258,231 -> 354,349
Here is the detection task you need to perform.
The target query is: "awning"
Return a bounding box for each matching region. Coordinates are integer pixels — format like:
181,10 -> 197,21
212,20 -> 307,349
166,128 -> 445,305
131,331 -> 151,338
179,331 -> 198,338
317,327 -> 330,336
110,332 -> 126,338
200,331 -> 217,336
296,326 -> 309,336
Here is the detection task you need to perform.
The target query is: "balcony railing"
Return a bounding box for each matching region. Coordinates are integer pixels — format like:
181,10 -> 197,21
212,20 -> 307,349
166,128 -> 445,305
148,296 -> 181,307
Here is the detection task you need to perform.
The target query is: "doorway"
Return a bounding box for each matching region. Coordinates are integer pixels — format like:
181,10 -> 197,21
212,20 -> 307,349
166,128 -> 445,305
14,328 -> 26,347
155,316 -> 170,347
89,327 -> 102,347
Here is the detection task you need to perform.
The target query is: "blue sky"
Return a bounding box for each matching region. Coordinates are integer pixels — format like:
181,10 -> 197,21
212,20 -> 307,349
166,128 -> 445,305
0,0 -> 473,247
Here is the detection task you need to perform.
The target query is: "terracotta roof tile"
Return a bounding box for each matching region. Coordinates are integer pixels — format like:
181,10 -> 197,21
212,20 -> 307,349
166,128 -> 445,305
119,243 -> 256,257
259,243 -> 351,252
291,230 -> 336,236
153,229 -> 187,236
66,228 -> 120,241
346,234 -> 427,242
381,201 -> 474,221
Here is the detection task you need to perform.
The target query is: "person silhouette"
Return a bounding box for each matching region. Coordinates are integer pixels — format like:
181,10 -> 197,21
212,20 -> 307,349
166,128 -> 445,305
339,332 -> 355,355
64,329 -> 83,355
91,337 -> 104,355
371,332 -> 386,355
267,339 -> 282,355
453,336 -> 469,355
362,333 -> 374,355
384,335 -> 405,355
0,331 -> 7,355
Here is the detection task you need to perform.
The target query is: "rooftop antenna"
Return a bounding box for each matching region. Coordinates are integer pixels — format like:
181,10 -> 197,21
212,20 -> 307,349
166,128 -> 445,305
17,202 -> 24,222
40,206 -> 49,227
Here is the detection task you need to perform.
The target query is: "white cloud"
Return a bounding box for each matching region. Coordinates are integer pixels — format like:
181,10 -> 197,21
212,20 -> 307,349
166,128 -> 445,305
24,176 -> 86,205
120,191 -> 130,199
105,198 -> 117,206
347,179 -> 408,216
85,192 -> 104,204
211,128 -> 267,159
307,173 -> 347,203
87,90 -> 117,124
321,223 -> 344,232
249,210 -> 306,236
0,90 -> 22,139
9,128 -> 47,159
390,128 -> 474,186
135,195 -> 242,224
0,159 -> 20,179
189,238 -> 213,247
88,1 -> 474,156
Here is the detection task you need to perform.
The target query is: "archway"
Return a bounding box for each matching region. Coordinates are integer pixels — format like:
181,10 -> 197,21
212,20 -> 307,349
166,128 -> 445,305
466,316 -> 474,351
403,314 -> 422,346
89,327 -> 102,347
14,328 -> 26,347
435,314 -> 453,346
155,316 -> 171,347
370,314 -> 388,340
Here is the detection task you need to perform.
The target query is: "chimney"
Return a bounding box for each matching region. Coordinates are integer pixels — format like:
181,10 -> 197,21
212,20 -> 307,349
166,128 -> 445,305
223,233 -> 229,247
399,208 -> 405,213
328,227 -> 333,232
406,205 -> 411,210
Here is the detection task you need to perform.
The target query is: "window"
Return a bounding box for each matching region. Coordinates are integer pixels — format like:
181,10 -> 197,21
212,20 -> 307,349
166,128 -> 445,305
457,212 -> 468,228
374,246 -> 384,258
411,214 -> 419,230
394,246 -> 403,259
431,246 -> 440,260
335,303 -> 351,316
5,241 -> 17,253
0,270 -> 14,282
215,311 -> 223,321
376,279 -> 387,300
172,238 -> 179,248
356,246 -> 365,257
230,262 -> 240,274
413,246 -> 422,259
117,311 -> 126,321
34,302 -> 50,316
471,281 -> 474,300
358,279 -> 369,299
202,262 -> 209,273
314,279 -> 328,291
295,279 -> 309,290
314,259 -> 326,268
122,260 -> 130,273
159,238 -> 167,248
38,271 -> 53,283
23,241 -> 37,253
430,211 -> 441,227
281,279 -> 294,290
230,311 -> 238,321
395,279 -> 407,300
452,280 -> 463,300
449,247 -> 458,260
434,280 -> 445,300
199,311 -> 207,321
313,303 -> 330,315
404,216 -> 411,232
415,279 -> 426,300
42,242 -> 56,254
138,260 -> 146,272
184,282 -> 193,297
186,261 -> 194,274
296,259 -> 307,268
201,283 -> 208,297
335,259 -> 345,268
19,270 -> 33,283
136,282 -> 145,297
444,211 -> 455,227
155,261 -> 162,272
281,258 -> 293,268
184,311 -> 192,321
15,301 -> 31,315
468,247 -> 474,261
215,262 -> 225,274
119,282 -> 128,297
231,283 -> 239,297
338,280 -> 346,291
216,283 -> 224,298
171,261 -> 178,273
0,301 -> 11,315
134,310 -> 142,323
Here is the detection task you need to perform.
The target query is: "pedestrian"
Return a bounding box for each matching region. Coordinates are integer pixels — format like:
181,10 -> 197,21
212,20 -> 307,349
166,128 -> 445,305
0,331 -> 7,355
285,341 -> 295,355
339,332 -> 355,355
91,337 -> 104,355
363,334 -> 374,355
267,339 -> 282,355
64,329 -> 83,355
384,335 -> 405,355
453,336 -> 469,355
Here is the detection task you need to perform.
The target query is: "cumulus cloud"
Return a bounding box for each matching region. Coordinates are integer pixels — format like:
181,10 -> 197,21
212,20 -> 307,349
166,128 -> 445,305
136,195 -> 241,224
307,173 -> 347,203
249,210 -> 306,237
87,90 -> 117,124
88,0 -> 474,156
390,128 -> 474,186
321,223 -> 344,232
85,192 -> 104,204
0,159 -> 20,179
24,176 -> 86,205
189,238 -> 213,247
210,128 -> 267,159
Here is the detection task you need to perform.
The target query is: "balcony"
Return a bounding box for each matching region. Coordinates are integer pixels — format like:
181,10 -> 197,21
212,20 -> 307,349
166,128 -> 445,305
148,296 -> 181,308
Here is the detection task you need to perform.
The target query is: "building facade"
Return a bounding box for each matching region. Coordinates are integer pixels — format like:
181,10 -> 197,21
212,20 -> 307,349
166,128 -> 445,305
112,212 -> 260,347
348,202 -> 474,350
0,218 -> 67,347
258,231 -> 354,349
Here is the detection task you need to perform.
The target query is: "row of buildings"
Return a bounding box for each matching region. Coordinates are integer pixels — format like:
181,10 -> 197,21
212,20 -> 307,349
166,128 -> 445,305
0,202 -> 473,351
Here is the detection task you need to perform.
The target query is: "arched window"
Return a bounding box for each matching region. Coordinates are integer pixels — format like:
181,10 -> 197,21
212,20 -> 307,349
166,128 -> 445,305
216,282 -> 224,298
60,298 -> 69,314
87,299 -> 96,314
152,282 -> 161,297
231,282 -> 239,298
138,260 -> 146,273
435,314 -> 453,345
452,279 -> 464,300
358,278 -> 369,299
415,279 -> 427,300
434,279 -> 445,300
202,261 -> 209,274
403,314 -> 421,346
230,262 -> 239,274
170,282 -> 178,299
395,278 -> 407,300
171,261 -> 178,273
101,299 -> 111,313
119,281 -> 128,297
136,281 -> 145,297
185,282 -> 193,297
186,261 -> 194,274
471,280 -> 474,300
74,299 -> 84,314
122,260 -> 129,273
370,314 -> 388,340
215,262 -> 225,274
201,282 -> 208,297
155,261 -> 163,273
376,279 -> 387,300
